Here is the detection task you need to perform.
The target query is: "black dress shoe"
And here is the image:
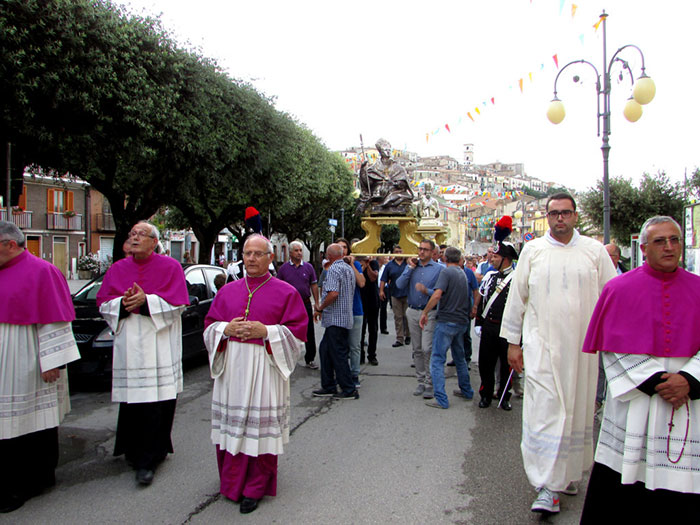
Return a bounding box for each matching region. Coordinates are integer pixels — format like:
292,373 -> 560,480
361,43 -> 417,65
240,497 -> 260,514
381,330 -> 389,334
136,468 -> 155,485
405,337 -> 411,345
0,495 -> 25,513
478,398 -> 491,408
369,358 -> 379,366
392,341 -> 403,347
500,400 -> 512,411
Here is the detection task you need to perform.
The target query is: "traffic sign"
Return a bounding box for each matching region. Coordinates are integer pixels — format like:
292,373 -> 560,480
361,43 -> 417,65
328,219 -> 338,227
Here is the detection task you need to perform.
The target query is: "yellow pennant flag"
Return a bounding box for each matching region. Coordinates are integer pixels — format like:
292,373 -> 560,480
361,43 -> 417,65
518,78 -> 523,93
571,4 -> 577,17
593,14 -> 606,31
475,107 -> 481,115
529,72 -> 533,82
426,133 -> 429,143
467,112 -> 474,122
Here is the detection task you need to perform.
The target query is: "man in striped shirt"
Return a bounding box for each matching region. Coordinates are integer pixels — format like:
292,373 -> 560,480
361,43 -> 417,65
312,243 -> 358,400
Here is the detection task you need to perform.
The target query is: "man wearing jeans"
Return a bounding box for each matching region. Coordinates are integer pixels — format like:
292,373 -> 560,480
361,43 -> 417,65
312,244 -> 358,400
419,247 -> 473,408
396,239 -> 443,399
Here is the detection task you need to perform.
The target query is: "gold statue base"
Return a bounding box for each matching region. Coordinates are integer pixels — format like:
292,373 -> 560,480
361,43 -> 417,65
416,223 -> 448,246
351,216 -> 422,257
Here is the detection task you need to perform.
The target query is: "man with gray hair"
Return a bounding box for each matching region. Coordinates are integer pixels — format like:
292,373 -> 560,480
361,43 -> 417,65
97,221 -> 189,486
581,216 -> 700,520
0,221 -> 80,512
277,240 -> 320,368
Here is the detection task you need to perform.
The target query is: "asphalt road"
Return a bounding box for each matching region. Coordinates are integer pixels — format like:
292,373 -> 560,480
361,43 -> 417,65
2,309 -> 589,524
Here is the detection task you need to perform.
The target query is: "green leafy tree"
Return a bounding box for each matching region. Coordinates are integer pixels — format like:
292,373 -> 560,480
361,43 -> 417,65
685,168 -> 700,202
580,172 -> 685,246
1,0 -> 204,260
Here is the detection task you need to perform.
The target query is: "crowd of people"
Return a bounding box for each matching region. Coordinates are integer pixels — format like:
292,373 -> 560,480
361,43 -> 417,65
2,190 -> 699,519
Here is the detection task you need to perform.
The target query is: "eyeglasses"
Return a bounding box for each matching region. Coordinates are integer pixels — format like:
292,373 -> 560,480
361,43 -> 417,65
418,247 -> 431,252
547,210 -> 575,219
243,250 -> 271,259
129,230 -> 155,238
649,236 -> 681,247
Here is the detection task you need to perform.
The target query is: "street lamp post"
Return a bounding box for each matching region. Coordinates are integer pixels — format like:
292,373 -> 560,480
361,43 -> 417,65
546,11 -> 655,244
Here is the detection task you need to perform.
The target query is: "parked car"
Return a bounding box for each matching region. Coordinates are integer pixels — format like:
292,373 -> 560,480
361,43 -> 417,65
68,263 -> 226,387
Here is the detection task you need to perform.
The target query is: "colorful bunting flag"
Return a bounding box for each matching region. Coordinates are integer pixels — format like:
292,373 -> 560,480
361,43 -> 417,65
518,78 -> 523,93
475,107 -> 481,115
593,15 -> 605,31
553,54 -> 559,69
467,112 -> 474,122
445,124 -> 451,132
571,4 -> 577,17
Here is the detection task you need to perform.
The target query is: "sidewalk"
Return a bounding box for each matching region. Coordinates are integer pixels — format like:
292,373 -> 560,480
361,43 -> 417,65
68,279 -> 91,294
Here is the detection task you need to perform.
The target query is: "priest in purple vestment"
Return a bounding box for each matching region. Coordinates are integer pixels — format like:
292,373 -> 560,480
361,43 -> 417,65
204,234 -> 307,514
97,221 -> 188,486
0,221 -> 80,513
581,216 -> 700,522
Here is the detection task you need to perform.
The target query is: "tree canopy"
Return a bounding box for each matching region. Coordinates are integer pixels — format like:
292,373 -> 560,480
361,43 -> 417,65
1,0 -> 354,262
579,172 -> 685,246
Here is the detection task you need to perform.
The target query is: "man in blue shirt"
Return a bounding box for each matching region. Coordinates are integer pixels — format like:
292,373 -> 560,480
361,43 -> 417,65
396,239 -> 443,399
380,246 -> 410,348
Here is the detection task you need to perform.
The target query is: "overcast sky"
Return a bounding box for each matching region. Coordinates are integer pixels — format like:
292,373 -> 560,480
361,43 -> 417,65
122,0 -> 699,191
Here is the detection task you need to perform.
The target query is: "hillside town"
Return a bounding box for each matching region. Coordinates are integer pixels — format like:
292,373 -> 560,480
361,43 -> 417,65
0,142 -> 571,280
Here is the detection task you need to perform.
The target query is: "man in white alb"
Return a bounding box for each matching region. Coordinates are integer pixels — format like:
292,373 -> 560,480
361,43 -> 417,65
501,193 -> 616,514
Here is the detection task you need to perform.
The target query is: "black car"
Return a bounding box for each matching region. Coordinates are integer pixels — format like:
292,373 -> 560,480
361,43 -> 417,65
68,263 -> 226,387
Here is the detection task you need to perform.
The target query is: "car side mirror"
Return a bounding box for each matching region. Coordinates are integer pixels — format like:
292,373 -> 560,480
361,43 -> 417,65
189,295 -> 200,306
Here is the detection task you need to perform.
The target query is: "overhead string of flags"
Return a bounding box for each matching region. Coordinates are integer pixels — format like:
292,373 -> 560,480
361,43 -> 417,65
425,0 -> 606,144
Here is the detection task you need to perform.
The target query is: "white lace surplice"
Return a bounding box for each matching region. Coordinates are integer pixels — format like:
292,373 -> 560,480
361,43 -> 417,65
0,322 -> 80,439
100,295 -> 184,403
204,322 -> 303,457
596,352 -> 700,493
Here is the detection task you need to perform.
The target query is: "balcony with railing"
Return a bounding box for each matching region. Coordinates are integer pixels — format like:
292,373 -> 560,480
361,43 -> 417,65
47,212 -> 83,230
0,209 -> 33,228
96,213 -> 116,231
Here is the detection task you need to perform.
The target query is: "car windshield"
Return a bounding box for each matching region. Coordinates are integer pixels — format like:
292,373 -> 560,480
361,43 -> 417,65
73,275 -> 104,304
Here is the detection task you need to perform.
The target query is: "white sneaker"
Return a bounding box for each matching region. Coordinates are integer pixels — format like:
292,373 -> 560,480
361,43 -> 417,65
531,488 -> 560,513
561,482 -> 578,496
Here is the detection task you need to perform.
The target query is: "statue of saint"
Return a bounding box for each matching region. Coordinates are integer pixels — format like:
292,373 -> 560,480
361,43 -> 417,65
357,138 -> 414,215
418,187 -> 440,219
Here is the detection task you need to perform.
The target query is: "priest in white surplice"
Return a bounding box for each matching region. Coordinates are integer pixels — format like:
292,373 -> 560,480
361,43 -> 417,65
204,234 -> 307,515
501,194 -> 616,514
580,216 -> 700,522
0,221 -> 80,513
97,221 -> 188,486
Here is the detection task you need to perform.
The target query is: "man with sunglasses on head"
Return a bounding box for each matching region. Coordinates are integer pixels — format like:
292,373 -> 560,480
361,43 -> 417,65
501,193 -> 616,515
97,221 -> 189,487
396,239 -> 444,399
580,216 -> 700,522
